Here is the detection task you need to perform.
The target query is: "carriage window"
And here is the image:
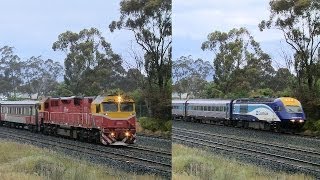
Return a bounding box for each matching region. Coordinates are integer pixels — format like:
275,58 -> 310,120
208,106 -> 211,111
204,106 -> 208,111
240,104 -> 248,113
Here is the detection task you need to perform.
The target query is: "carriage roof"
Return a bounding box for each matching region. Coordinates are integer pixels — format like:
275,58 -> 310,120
0,100 -> 39,105
172,99 -> 231,104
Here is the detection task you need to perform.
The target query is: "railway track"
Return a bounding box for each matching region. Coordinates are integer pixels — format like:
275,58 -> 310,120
0,126 -> 171,178
173,127 -> 320,178
127,145 -> 172,156
174,127 -> 320,156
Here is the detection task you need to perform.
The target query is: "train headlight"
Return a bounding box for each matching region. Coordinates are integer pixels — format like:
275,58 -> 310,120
110,132 -> 115,137
125,131 -> 130,137
299,120 -> 304,123
290,119 -> 295,123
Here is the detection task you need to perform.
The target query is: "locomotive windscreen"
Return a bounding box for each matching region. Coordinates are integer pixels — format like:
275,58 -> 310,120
102,102 -> 118,112
285,105 -> 303,113
120,102 -> 134,112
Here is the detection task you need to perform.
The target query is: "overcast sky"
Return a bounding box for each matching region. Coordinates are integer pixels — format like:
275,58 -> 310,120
1,0 -> 293,74
173,0 -> 293,70
0,0 -> 137,69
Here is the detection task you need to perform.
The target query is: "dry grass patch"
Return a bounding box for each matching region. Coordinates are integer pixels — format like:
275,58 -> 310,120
172,143 -> 314,180
0,140 -> 162,180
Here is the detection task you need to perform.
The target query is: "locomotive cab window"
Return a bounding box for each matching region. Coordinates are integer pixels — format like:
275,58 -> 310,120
102,102 -> 118,112
120,102 -> 134,112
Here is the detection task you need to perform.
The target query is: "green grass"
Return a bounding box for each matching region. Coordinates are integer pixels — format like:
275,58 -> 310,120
0,140 -> 162,180
172,143 -> 315,180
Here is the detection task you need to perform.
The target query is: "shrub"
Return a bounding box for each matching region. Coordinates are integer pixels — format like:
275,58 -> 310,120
139,117 -> 159,132
314,120 -> 320,132
303,119 -> 317,131
138,117 -> 171,132
164,120 -> 172,132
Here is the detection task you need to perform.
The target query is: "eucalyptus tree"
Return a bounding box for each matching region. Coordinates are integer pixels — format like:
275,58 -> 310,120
110,0 -> 172,119
52,28 -> 125,96
21,56 -> 63,98
202,28 -> 274,96
259,0 -> 320,92
0,46 -> 23,98
172,55 -> 213,98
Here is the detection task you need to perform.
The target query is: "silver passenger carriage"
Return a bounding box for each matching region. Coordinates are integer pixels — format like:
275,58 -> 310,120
187,99 -> 231,122
172,99 -> 232,122
172,99 -> 187,119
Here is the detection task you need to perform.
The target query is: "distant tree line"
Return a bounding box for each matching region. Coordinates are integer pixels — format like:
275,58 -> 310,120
0,46 -> 63,99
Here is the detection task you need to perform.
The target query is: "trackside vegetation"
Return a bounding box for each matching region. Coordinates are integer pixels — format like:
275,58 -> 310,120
172,144 -> 314,180
303,119 -> 320,136
0,140 -> 160,180
138,117 -> 172,138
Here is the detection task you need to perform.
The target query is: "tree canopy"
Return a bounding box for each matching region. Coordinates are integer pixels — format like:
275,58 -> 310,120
259,0 -> 320,92
52,28 -> 125,96
110,0 -> 172,120
201,28 -> 275,97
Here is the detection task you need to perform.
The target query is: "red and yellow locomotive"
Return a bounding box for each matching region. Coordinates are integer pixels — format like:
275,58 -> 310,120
0,95 -> 136,145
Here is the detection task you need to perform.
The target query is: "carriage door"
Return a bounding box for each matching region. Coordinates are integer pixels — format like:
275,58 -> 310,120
226,103 -> 229,119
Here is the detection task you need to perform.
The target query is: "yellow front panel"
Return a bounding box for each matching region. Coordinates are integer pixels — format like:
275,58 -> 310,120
107,112 -> 135,119
279,97 -> 301,106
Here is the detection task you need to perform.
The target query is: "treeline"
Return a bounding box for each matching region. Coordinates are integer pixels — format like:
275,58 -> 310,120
173,0 -> 320,120
0,46 -> 62,99
0,0 -> 172,121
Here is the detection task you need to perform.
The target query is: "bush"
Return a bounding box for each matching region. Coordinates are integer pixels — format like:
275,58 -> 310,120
315,120 -> 320,131
303,119 -> 320,131
164,120 -> 172,132
138,117 -> 171,132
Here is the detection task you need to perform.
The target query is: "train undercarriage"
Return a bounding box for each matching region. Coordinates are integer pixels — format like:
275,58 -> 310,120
0,120 -> 136,145
173,115 -> 303,132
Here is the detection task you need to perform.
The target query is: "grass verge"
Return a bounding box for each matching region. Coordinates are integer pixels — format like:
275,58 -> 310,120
0,140 -> 162,180
172,143 -> 315,180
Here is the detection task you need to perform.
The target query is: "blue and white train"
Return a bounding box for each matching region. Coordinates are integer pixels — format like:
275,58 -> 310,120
172,97 -> 306,130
